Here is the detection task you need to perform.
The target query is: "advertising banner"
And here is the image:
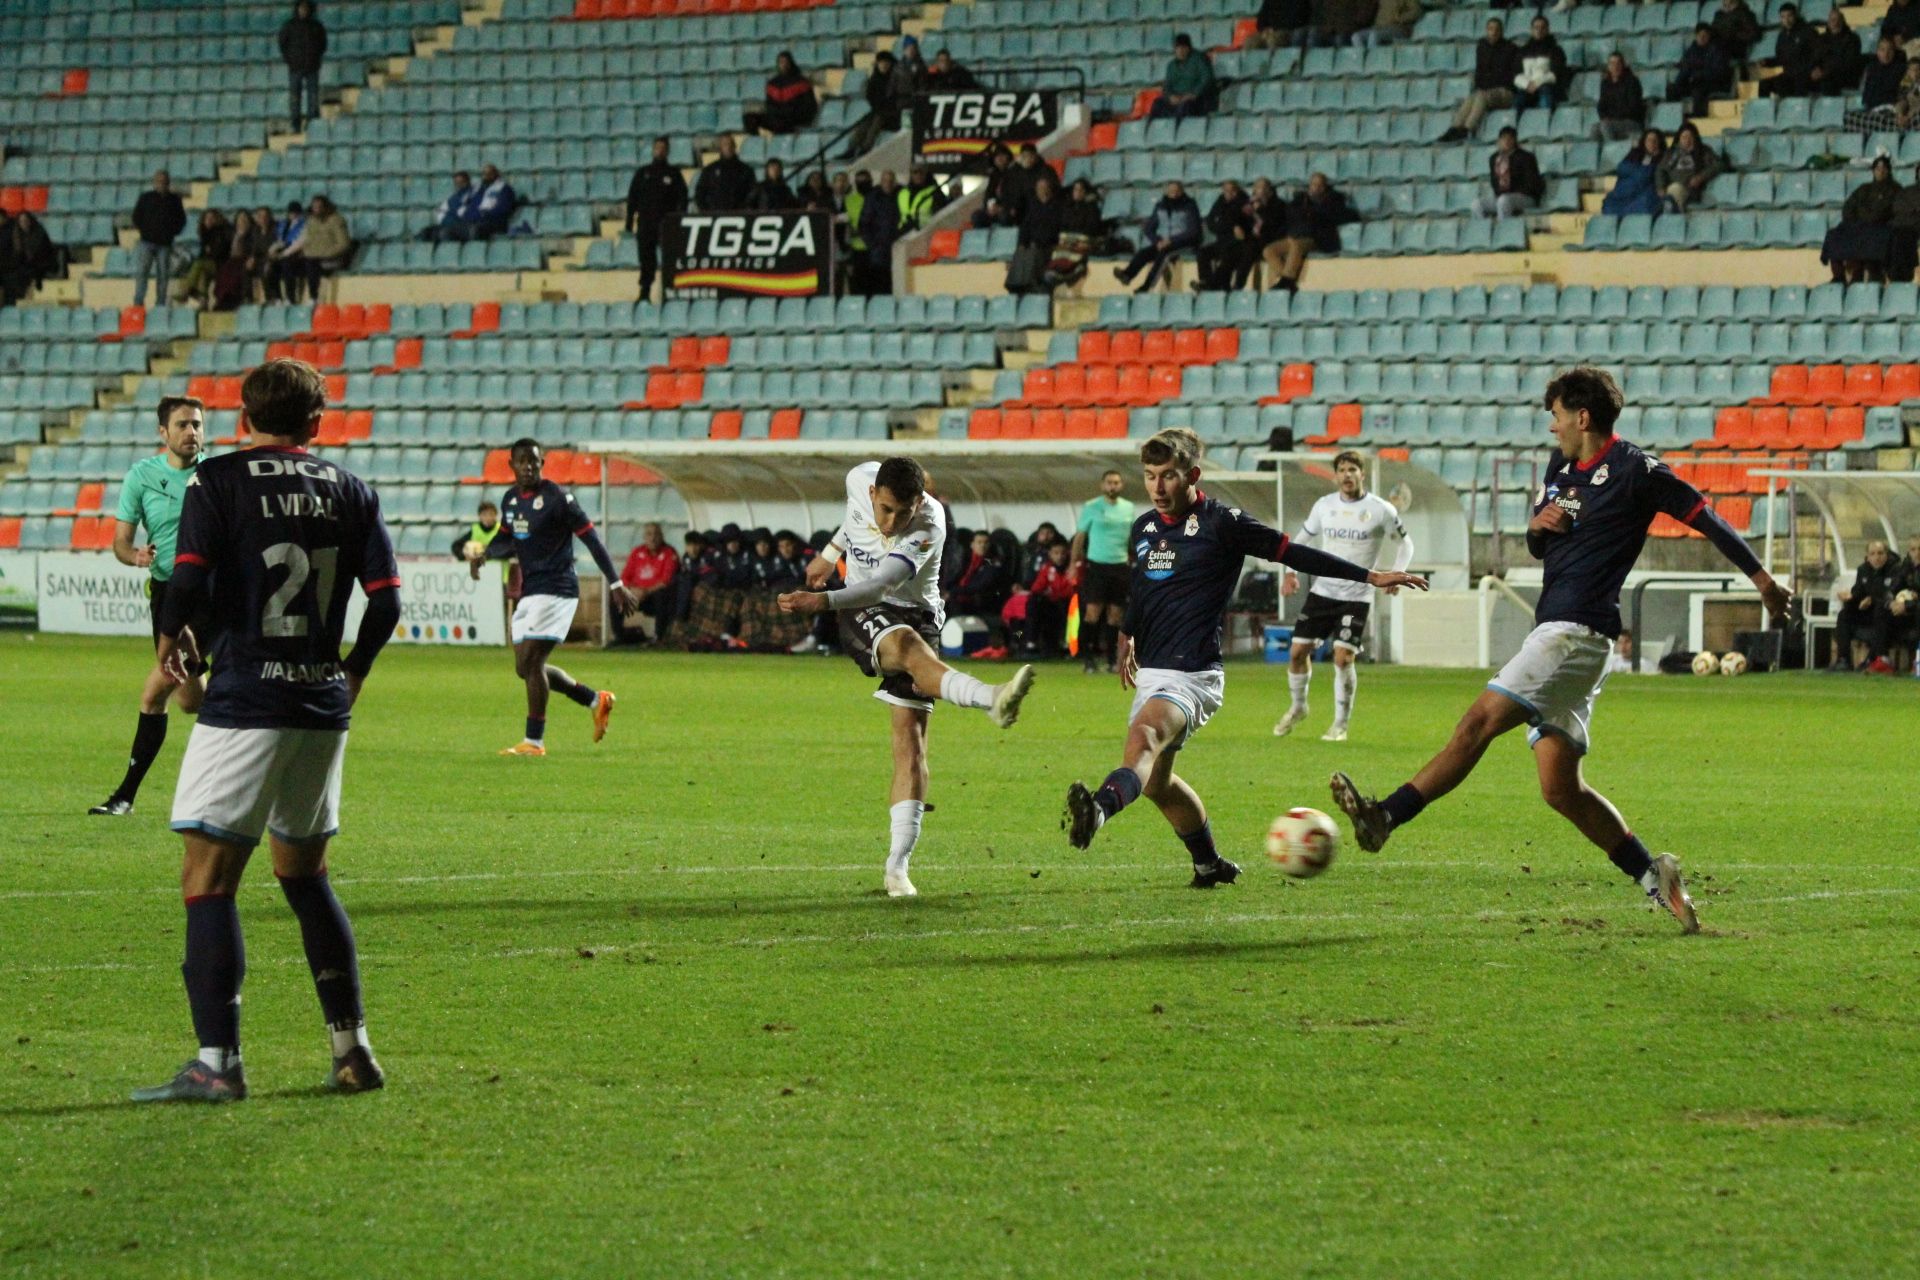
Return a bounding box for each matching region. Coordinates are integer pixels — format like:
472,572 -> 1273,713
912,89 -> 1059,171
35,551 -> 151,636
344,557 -> 508,646
663,211 -> 831,298
0,551 -> 37,629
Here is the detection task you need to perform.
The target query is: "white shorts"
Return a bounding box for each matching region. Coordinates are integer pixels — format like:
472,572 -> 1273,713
171,725 -> 348,849
512,593 -> 578,644
1129,667 -> 1227,748
1489,621 -> 1613,755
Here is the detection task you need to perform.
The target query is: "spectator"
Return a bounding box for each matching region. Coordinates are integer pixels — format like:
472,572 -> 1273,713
1150,34 -> 1216,120
1020,522 -> 1062,587
944,530 -> 1011,620
685,524 -> 752,649
1601,129 -> 1667,216
1052,178 -> 1107,284
745,51 -> 817,136
1669,25 -> 1735,119
278,0 -> 326,133
1656,122 -> 1722,212
3,210 -> 61,304
846,51 -> 910,157
855,169 -> 902,295
1605,629 -> 1636,676
1114,180 -> 1200,293
1440,19 -> 1521,142
898,162 -> 947,232
1594,52 -> 1647,141
1514,16 -> 1571,110
419,170 -> 474,242
1318,0 -> 1377,48
264,200 -> 305,302
970,145 -> 1021,229
1474,126 -> 1545,220
1353,0 -> 1419,47
1889,162 -> 1920,282
1886,0 -> 1920,48
1823,156 -> 1901,284
1193,179 -> 1251,292
743,529 -> 812,651
1233,177 -> 1286,290
1024,540 -> 1078,657
694,134 -> 756,212
1901,61 -> 1920,128
1890,535 -> 1920,675
750,159 -> 799,211
925,48 -> 978,91
1863,37 -> 1910,112
1005,172 -> 1063,294
614,522 -> 679,645
453,499 -> 512,592
211,209 -> 259,310
1813,9 -> 1865,97
897,36 -> 930,88
842,169 -> 872,290
1833,540 -> 1902,671
1255,0 -> 1312,50
1760,4 -> 1819,98
669,529 -> 713,634
625,138 -> 687,303
1711,0 -> 1762,66
1262,172 -> 1357,291
800,170 -> 835,211
131,170 -> 187,309
1001,144 -> 1047,224
271,194 -> 351,301
455,165 -> 516,240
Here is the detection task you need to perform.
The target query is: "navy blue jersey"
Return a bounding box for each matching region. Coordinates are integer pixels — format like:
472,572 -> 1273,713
1122,494 -> 1289,672
1530,436 -> 1706,638
173,446 -> 398,730
495,480 -> 596,599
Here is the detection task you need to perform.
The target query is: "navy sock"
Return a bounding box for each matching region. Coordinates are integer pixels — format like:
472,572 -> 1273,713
278,871 -> 363,1030
1381,783 -> 1427,830
548,668 -> 597,708
1609,834 -> 1654,882
525,716 -> 546,743
1094,767 -> 1142,818
1081,620 -> 1103,662
114,711 -> 168,801
1179,820 -> 1219,868
182,895 -> 244,1053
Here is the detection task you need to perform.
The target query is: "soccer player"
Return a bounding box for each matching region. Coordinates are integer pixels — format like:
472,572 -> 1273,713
89,396 -> 211,816
1071,468 -> 1135,674
132,359 -> 402,1102
1062,429 -> 1427,885
471,438 -> 635,756
1274,450 -> 1414,742
1329,368 -> 1792,932
778,458 -> 1036,897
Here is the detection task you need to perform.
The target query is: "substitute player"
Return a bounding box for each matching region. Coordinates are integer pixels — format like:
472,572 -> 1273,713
1330,368 -> 1791,932
133,359 -> 402,1102
1063,429 -> 1426,885
473,438 -> 635,756
88,396 -> 212,816
1274,450 -> 1413,742
1071,469 -> 1135,674
779,458 -> 1036,898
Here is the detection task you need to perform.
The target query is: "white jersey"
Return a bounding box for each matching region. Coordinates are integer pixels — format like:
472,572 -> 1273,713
1297,490 -> 1409,604
836,461 -> 947,622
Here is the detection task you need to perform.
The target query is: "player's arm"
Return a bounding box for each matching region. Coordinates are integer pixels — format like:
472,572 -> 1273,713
1281,512 -> 1318,596
1234,510 -> 1426,594
155,478 -> 218,683
1649,464 -> 1790,620
782,551 -> 912,614
562,493 -> 633,614
1380,512 -> 1416,594
805,532 -> 846,589
344,492 -> 405,703
112,471 -> 155,568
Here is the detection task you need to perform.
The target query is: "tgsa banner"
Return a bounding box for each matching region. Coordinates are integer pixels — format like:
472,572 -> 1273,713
912,89 -> 1058,171
663,211 -> 831,298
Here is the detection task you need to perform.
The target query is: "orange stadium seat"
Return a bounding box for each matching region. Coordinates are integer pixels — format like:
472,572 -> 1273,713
1205,328 -> 1239,362
481,449 -> 514,484
968,408 -> 1001,439
1109,330 -> 1142,363
1079,330 -> 1112,364
1053,364 -> 1087,404
1711,406 -> 1753,449
1750,405 -> 1790,447
0,518 -> 20,550
1796,363 -> 1845,405
1085,363 -> 1120,405
1172,329 -> 1207,364
1064,407 -> 1098,438
1883,364 -> 1920,403
75,482 -> 104,512
1141,330 -> 1175,364
1826,406 -> 1864,446
1032,408 -> 1065,439
1115,363 -> 1150,405
1000,408 -> 1034,439
390,337 -> 422,370
1760,365 -> 1806,405
60,68 -> 89,95
668,336 -> 701,369
698,335 -> 730,366
344,410 -> 373,441
1096,407 -> 1129,438
1841,365 -> 1882,406
1149,364 -> 1181,401
1785,407 -> 1827,450
101,305 -> 144,343
1021,368 -> 1055,406
769,408 -> 803,439
708,410 -> 742,440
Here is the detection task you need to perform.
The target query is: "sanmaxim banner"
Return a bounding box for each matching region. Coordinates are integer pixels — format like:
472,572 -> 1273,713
36,551 -> 151,636
663,210 -> 831,298
912,89 -> 1059,171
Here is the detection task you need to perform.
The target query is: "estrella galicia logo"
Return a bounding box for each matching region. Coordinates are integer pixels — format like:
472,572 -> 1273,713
1143,538 -> 1177,581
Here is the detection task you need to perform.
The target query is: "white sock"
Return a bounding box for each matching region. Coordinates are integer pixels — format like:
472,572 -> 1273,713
888,799 -> 925,870
1287,669 -> 1310,713
1638,868 -> 1660,894
938,669 -> 996,711
329,1020 -> 371,1058
1333,663 -> 1357,728
198,1046 -> 239,1071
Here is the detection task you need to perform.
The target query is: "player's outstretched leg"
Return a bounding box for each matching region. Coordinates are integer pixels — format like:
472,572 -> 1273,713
1323,647 -> 1357,742
1066,699 -> 1183,848
275,837 -> 384,1089
1330,689 -> 1530,852
1276,640 -> 1313,736
91,666 -> 205,816
883,704 -> 929,897
1534,735 -> 1698,933
133,834 -> 249,1103
877,630 -> 1034,729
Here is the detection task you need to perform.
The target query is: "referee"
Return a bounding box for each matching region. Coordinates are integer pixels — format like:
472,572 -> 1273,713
1071,468 -> 1136,674
88,395 -> 211,816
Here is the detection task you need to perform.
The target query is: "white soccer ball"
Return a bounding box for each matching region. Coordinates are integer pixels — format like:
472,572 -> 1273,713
1719,651 -> 1748,677
1267,807 -> 1339,879
463,539 -> 486,561
1691,651 -> 1721,676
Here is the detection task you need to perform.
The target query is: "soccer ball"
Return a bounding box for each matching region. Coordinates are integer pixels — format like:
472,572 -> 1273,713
462,539 -> 486,561
1720,651 -> 1748,676
1691,651 -> 1721,676
1267,807 -> 1339,879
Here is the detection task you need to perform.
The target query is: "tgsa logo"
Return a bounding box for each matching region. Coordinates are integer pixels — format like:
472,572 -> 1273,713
679,215 -> 816,258
248,458 -> 338,481
926,91 -> 1048,130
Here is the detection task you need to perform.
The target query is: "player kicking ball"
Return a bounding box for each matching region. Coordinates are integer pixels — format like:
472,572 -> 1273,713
1064,429 -> 1427,885
133,359 -> 402,1102
779,458 -> 1035,897
471,438 -> 636,756
1330,368 -> 1791,932
1274,449 -> 1414,742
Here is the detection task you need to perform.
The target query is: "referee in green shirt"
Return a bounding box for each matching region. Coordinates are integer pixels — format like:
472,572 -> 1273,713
89,395 -> 210,816
1071,468 -> 1136,675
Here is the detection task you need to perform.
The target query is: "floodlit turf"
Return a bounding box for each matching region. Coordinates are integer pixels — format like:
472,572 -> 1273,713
3,632 -> 1918,1277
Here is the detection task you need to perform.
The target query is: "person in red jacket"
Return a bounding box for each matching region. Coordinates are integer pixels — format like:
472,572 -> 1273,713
1025,540 -> 1079,657
618,521 -> 679,644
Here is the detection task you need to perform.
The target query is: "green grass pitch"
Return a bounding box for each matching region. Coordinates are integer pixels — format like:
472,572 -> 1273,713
3,633 -> 1918,1277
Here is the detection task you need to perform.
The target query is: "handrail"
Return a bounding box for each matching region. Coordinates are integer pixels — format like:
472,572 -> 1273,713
1626,575 -> 1742,666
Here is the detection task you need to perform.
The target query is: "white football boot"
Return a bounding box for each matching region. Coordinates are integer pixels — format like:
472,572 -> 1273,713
1274,706 -> 1308,736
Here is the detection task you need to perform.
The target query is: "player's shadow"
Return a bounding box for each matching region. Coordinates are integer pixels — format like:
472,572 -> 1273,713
885,933 -> 1371,970
0,1084 -> 340,1119
345,890 -> 1018,923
